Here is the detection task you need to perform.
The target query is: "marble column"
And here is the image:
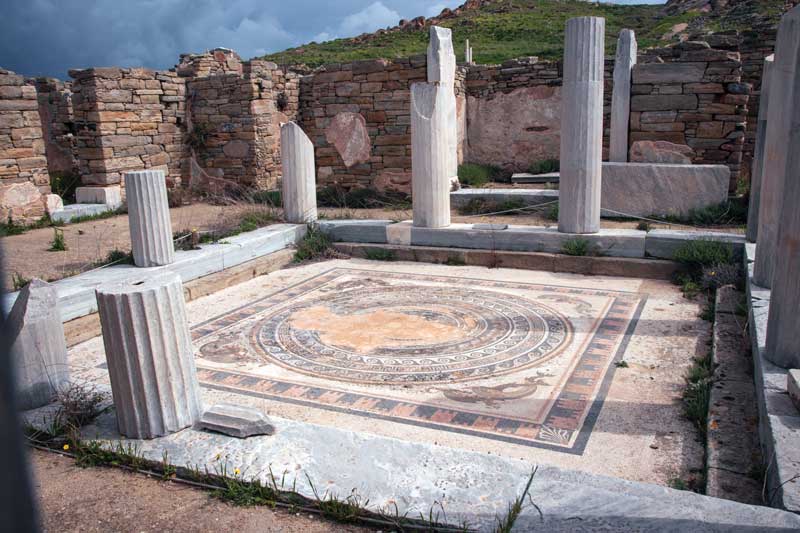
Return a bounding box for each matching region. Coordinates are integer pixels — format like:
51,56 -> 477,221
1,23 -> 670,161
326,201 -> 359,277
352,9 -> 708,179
281,122 -> 318,224
124,170 -> 175,267
558,16 -> 605,234
411,82 -> 452,228
465,39 -> 471,64
96,272 -> 202,438
427,26 -> 458,187
8,279 -> 69,410
766,8 -> 800,369
609,29 -> 637,163
746,55 -> 774,243
754,6 -> 800,287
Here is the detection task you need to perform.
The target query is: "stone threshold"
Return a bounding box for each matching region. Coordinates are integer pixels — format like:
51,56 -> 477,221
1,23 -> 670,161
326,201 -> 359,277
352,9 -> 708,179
320,220 -> 746,261
332,242 -> 683,280
22,393 -> 800,532
705,285 -> 762,504
2,224 -> 306,324
745,243 -> 800,513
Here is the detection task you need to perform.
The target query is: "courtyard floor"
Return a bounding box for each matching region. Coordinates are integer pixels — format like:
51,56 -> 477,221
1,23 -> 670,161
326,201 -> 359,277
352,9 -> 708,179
67,258 -> 708,487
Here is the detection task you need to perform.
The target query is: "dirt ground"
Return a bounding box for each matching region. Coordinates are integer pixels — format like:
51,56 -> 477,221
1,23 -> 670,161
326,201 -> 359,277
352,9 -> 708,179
30,448 -> 371,533
0,201 -> 743,288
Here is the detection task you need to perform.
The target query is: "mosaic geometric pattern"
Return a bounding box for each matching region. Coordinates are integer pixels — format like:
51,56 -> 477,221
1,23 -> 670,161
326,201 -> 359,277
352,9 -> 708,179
191,268 -> 646,454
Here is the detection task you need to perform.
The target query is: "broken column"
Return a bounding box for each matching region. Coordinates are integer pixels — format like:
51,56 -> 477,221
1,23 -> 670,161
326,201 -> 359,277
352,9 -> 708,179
280,122 -> 318,224
411,83 -> 452,228
746,55 -> 774,243
96,272 -> 202,438
8,279 -> 69,410
558,16 -> 605,234
125,170 -> 175,267
609,29 -> 637,163
427,26 -> 458,189
754,6 -> 800,288
765,8 -> 800,369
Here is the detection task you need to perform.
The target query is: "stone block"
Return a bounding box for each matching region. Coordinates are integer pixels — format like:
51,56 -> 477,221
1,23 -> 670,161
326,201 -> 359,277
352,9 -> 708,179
645,229 -> 745,260
789,370 -> 800,412
96,271 -> 202,439
8,279 -> 69,410
630,94 -> 698,111
319,220 -> 392,243
632,63 -> 706,84
629,140 -> 694,164
0,181 -> 44,223
50,204 -> 114,224
41,194 -> 63,214
75,185 -> 123,208
197,403 -> 275,438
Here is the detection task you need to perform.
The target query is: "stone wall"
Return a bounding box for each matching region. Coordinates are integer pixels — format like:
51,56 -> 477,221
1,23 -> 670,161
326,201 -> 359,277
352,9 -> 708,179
0,68 -> 48,223
34,78 -> 78,178
630,42 -> 747,191
70,67 -> 188,189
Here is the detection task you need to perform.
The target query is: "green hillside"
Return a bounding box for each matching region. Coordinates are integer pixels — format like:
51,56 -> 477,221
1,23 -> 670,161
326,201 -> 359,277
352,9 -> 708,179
261,0 -> 695,67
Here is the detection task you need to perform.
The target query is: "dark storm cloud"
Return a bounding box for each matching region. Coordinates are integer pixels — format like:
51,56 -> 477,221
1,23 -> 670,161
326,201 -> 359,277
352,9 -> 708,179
0,0 -> 663,80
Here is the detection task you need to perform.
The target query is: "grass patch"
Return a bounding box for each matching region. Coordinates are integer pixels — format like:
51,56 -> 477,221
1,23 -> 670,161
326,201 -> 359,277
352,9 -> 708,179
457,163 -> 505,188
527,159 -> 559,175
48,228 -> 67,251
364,248 -> 395,261
683,348 -> 715,439
457,197 -> 526,216
445,256 -> 467,266
661,199 -> 748,227
293,224 -> 333,263
317,186 -> 411,210
66,207 -> 126,225
251,189 -> 282,206
545,203 -> 559,222
561,237 -> 590,256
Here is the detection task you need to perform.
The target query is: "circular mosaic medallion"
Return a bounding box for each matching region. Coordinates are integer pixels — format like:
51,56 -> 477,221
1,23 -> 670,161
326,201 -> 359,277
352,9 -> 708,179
250,285 -> 571,384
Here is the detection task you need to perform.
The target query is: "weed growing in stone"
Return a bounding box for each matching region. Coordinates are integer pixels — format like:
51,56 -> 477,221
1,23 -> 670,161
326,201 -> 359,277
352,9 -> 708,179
48,228 -> 67,251
492,467 -> 541,533
683,349 -> 715,438
293,224 -> 334,263
527,159 -> 559,175
364,248 -> 395,261
615,360 -> 629,368
561,238 -> 590,256
636,221 -> 652,232
445,256 -> 467,266
11,272 -> 30,290
545,203 -> 559,221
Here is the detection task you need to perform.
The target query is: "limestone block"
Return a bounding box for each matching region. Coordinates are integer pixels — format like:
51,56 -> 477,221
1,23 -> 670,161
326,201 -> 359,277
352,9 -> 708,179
601,162 -> 729,217
0,181 -> 44,223
75,185 -> 123,208
559,16 -> 605,234
746,55 -> 774,243
755,7 -> 800,288
41,193 -> 63,214
96,272 -> 202,438
222,140 -> 249,159
610,30 -> 637,162
197,403 -> 275,438
324,112 -> 371,168
281,122 -> 317,224
8,279 -> 69,410
629,140 -> 693,164
411,83 -> 451,228
124,170 -> 175,267
789,370 -> 800,412
632,62 -> 706,84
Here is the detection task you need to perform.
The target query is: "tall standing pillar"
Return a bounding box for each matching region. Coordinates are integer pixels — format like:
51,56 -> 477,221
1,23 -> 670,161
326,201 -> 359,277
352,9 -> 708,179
609,29 -> 637,163
754,6 -> 800,287
766,7 -> 800,369
558,17 -> 605,234
96,272 -> 202,438
280,122 -> 317,224
746,55 -> 774,243
411,83 -> 452,228
427,26 -> 458,188
124,169 -> 175,267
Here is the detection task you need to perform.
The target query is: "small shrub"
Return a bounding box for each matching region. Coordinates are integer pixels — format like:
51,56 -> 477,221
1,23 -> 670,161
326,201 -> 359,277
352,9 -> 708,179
293,224 -> 333,263
48,228 -> 67,251
364,248 -> 395,261
615,360 -> 629,368
668,478 -> 689,491
50,172 -> 81,204
562,238 -> 590,256
545,203 -> 559,221
636,221 -> 652,232
12,272 -> 30,291
527,159 -> 559,175
700,262 -> 742,291
251,190 -> 282,206
103,249 -> 134,266
457,163 -> 493,188
458,197 -> 526,216
55,383 -> 108,430
444,256 -> 466,266
672,240 -> 733,279
186,122 -> 212,151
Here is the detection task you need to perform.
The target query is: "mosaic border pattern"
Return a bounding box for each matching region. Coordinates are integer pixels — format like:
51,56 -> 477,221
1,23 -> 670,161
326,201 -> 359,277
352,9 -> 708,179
191,268 -> 646,454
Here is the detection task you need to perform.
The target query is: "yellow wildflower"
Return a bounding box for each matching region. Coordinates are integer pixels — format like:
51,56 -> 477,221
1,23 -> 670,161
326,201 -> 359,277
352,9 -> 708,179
234,468 -> 241,476
62,444 -> 69,451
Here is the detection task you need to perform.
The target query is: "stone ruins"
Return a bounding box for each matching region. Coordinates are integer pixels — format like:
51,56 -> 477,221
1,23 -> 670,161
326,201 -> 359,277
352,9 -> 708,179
8,3 -> 800,531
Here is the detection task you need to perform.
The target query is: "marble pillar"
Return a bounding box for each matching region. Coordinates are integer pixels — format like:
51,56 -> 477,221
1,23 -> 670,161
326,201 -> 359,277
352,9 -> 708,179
746,55 -> 774,243
558,16 -> 605,234
125,170 -> 175,267
281,122 -> 318,224
766,8 -> 800,369
609,29 -> 637,163
427,26 -> 458,187
411,82 -> 452,228
8,279 -> 69,410
96,272 -> 202,438
754,6 -> 800,288
465,39 -> 471,64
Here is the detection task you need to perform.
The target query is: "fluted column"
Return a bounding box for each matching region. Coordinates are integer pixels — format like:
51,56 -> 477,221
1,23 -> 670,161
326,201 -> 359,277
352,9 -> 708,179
8,279 -> 69,410
609,29 -> 637,163
96,272 -> 202,438
559,17 -> 605,234
746,55 -> 774,243
412,82 -> 452,228
125,169 -> 175,267
766,6 -> 800,369
281,122 -> 317,224
427,26 -> 458,187
754,6 -> 800,287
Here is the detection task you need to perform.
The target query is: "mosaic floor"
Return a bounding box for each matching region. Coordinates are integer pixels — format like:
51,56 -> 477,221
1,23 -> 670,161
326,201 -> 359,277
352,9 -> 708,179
70,259 -> 708,484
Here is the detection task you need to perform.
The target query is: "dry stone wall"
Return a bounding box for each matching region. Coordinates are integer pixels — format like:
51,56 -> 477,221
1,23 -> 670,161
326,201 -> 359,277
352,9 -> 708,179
0,68 -> 49,223
34,78 -> 78,178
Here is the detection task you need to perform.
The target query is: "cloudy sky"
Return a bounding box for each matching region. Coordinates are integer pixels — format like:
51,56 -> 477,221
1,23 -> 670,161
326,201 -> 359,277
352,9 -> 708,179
1,0 -> 664,79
